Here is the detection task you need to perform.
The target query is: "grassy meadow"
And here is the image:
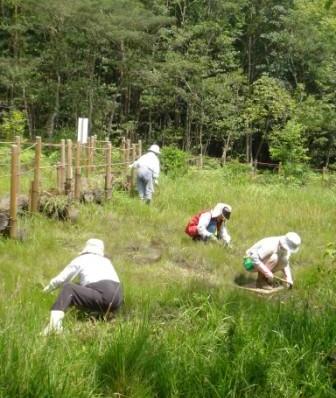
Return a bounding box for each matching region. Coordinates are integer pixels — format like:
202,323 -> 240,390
0,166 -> 336,397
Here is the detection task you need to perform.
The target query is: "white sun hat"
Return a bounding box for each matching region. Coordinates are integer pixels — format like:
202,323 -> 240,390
280,232 -> 301,253
211,203 -> 232,219
148,144 -> 160,155
80,239 -> 104,256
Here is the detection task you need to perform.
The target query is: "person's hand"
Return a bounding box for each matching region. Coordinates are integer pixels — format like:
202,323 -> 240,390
287,282 -> 293,290
209,234 -> 218,242
154,179 -> 159,186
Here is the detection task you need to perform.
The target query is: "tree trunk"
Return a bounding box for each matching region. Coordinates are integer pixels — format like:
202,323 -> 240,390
46,73 -> 61,138
22,86 -> 33,138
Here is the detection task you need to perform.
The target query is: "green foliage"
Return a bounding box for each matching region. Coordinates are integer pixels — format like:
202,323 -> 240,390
270,120 -> 309,165
0,110 -> 26,140
160,146 -> 188,177
324,243 -> 336,260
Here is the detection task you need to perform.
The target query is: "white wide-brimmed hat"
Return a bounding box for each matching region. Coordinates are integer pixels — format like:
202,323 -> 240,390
148,144 -> 160,155
280,232 -> 301,253
80,239 -> 104,256
211,203 -> 232,219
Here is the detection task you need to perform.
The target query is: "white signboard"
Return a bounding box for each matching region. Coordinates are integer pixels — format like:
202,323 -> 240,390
77,117 -> 89,144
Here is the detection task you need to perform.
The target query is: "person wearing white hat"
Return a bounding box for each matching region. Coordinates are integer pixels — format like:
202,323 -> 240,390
42,239 -> 122,335
129,143 -> 161,204
185,203 -> 232,245
243,232 -> 301,290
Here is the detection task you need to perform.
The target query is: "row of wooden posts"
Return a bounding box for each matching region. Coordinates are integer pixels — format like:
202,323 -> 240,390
7,136 -> 142,239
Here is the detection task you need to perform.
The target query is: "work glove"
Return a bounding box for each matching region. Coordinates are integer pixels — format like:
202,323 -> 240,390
43,284 -> 53,293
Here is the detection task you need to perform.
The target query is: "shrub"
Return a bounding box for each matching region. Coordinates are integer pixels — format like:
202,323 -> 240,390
160,146 -> 188,178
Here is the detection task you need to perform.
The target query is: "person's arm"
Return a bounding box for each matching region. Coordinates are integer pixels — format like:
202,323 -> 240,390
197,212 -> 212,238
282,264 -> 293,287
249,249 -> 274,280
152,157 -> 160,183
219,222 -> 231,245
129,159 -> 139,169
43,261 -> 80,292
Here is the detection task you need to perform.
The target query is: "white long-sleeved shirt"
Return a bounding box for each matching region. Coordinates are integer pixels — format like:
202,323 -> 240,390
246,236 -> 293,284
130,152 -> 160,180
197,211 -> 231,243
47,253 -> 120,291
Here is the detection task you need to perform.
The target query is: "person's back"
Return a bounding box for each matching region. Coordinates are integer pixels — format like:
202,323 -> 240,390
65,253 -> 120,286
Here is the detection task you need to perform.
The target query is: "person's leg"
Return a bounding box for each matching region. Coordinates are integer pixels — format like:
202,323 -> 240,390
51,282 -> 107,312
143,169 -> 154,203
136,174 -> 146,200
88,280 -> 123,313
42,282 -> 119,336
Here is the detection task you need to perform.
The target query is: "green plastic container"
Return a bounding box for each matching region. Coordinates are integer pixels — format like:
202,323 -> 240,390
243,257 -> 254,271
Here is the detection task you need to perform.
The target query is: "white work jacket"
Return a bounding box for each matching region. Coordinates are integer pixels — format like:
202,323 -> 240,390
47,253 -> 120,291
130,152 -> 160,181
197,211 -> 231,244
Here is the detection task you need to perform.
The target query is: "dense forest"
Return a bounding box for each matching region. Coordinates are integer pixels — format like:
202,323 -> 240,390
0,0 -> 336,166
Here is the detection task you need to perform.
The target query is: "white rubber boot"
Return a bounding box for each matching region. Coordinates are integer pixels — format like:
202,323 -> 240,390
42,310 -> 65,336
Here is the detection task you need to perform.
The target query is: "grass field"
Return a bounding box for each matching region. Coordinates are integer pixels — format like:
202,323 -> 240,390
0,167 -> 336,397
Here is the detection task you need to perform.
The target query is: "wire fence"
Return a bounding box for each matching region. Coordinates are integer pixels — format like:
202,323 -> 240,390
0,135 -> 144,239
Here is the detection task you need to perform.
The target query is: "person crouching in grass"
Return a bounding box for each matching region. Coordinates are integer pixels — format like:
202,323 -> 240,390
42,239 -> 123,335
185,203 -> 232,246
243,232 -> 301,290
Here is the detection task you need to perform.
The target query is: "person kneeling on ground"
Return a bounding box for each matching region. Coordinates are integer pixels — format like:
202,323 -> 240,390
42,238 -> 123,335
129,144 -> 160,204
185,203 -> 232,245
243,232 -> 301,290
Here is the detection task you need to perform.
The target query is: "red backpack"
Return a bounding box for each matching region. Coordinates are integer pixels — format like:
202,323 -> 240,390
185,210 -> 224,238
185,210 -> 207,237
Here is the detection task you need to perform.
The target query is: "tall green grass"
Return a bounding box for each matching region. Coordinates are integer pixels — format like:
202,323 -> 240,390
0,168 -> 335,397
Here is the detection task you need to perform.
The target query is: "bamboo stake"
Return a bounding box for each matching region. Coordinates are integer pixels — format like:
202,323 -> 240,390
15,136 -> 21,195
137,139 -> 142,157
9,145 -> 18,239
91,135 -> 96,173
74,141 -> 81,200
85,138 -> 90,178
60,139 -> 65,194
105,141 -> 112,200
130,143 -> 137,193
31,136 -> 41,212
65,139 -> 73,197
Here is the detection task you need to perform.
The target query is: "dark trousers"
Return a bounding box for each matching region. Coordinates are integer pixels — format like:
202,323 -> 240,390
52,280 -> 123,313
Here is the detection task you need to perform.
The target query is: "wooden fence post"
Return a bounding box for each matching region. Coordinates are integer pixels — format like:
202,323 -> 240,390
9,145 -> 18,239
322,166 -> 328,182
65,139 -> 73,197
74,141 -> 81,200
30,136 -> 41,212
278,162 -> 282,175
105,141 -> 112,200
